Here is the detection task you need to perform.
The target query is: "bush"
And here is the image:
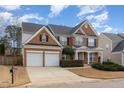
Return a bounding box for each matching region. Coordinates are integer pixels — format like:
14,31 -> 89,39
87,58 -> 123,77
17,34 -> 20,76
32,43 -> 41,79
60,60 -> 83,67
92,62 -> 124,71
62,46 -> 75,55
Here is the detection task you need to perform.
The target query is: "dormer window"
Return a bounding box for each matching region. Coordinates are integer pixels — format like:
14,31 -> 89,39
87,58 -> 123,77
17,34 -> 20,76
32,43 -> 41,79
40,34 -> 48,42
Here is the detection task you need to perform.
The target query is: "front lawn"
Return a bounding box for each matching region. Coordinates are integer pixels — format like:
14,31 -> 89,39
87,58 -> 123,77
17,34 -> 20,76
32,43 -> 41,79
68,68 -> 124,79
92,62 -> 124,71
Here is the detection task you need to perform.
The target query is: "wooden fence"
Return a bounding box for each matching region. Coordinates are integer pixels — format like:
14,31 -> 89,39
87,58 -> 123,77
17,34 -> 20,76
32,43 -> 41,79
0,55 -> 23,66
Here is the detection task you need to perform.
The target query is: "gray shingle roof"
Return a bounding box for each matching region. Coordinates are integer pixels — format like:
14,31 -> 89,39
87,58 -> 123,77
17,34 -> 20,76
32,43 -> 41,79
22,20 -> 95,36
71,20 -> 86,32
103,33 -> 124,49
112,40 -> 124,52
22,22 -> 44,34
48,24 -> 73,35
118,33 -> 124,38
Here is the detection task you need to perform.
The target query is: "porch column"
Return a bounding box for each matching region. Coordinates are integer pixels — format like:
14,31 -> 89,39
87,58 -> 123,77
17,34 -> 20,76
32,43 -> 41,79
75,51 -> 78,60
100,51 -> 103,64
87,52 -> 90,64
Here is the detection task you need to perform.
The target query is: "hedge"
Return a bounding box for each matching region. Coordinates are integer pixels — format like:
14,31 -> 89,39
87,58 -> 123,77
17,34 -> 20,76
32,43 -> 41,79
60,60 -> 83,67
92,62 -> 124,71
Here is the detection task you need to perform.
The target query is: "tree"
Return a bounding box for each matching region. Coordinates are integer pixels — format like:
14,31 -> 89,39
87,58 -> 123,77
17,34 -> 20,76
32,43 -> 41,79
62,46 -> 75,60
5,25 -> 22,54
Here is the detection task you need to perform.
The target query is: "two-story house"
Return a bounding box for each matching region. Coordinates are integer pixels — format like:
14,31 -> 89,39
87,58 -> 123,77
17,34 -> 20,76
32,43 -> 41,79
22,20 -> 103,67
99,33 -> 124,65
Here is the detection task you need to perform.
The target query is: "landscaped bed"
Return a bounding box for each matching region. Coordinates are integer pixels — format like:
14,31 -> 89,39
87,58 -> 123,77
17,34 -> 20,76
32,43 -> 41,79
0,65 -> 30,87
68,67 -> 124,79
92,62 -> 124,71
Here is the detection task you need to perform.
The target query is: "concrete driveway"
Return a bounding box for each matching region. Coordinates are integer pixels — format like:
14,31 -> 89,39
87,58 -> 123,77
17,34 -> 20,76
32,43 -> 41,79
20,67 -> 100,87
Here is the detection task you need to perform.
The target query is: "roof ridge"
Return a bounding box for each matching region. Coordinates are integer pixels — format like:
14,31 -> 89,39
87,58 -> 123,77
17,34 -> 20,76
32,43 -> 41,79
22,22 -> 44,26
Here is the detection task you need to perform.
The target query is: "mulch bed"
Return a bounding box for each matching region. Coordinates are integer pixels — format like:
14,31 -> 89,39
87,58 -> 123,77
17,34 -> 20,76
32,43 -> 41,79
68,67 -> 124,79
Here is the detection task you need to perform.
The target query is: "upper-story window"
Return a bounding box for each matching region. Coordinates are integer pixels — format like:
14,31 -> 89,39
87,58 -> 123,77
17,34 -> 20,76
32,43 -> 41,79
75,36 -> 83,46
40,34 -> 48,42
88,38 -> 95,47
60,36 -> 67,45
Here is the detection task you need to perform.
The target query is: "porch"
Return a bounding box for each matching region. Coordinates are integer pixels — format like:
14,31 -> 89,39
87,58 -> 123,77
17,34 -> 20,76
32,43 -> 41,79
75,47 -> 103,64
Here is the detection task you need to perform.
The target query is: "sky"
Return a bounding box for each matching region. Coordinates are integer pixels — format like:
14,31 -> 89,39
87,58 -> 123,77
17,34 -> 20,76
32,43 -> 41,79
0,5 -> 124,36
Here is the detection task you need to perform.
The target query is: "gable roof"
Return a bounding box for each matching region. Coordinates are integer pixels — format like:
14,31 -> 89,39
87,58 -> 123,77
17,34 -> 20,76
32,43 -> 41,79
102,33 -> 124,49
22,20 -> 97,36
47,24 -> 73,35
112,40 -> 124,52
71,20 -> 86,33
22,22 -> 44,34
24,26 -> 62,47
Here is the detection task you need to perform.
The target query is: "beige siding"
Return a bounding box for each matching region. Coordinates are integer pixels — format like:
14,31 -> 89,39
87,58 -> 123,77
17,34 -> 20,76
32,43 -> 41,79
22,33 -> 32,44
122,53 -> 124,65
99,34 -> 112,61
111,53 -> 122,65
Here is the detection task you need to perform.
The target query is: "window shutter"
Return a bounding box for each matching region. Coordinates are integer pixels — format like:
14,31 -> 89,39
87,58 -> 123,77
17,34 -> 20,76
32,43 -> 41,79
87,38 -> 88,47
46,35 -> 48,42
40,35 -> 42,41
67,37 -> 69,45
95,39 -> 97,47
57,36 -> 60,41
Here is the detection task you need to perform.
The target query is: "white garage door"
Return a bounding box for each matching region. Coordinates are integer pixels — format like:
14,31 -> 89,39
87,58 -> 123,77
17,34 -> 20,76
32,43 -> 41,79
26,51 -> 43,66
45,51 -> 60,67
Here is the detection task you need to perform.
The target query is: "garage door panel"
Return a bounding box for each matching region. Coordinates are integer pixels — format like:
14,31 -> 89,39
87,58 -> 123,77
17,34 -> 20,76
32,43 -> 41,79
45,52 -> 60,67
26,52 -> 43,67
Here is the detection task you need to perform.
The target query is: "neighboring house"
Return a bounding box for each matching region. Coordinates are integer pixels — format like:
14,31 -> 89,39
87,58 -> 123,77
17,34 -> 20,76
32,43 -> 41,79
99,33 -> 124,65
22,20 -> 103,67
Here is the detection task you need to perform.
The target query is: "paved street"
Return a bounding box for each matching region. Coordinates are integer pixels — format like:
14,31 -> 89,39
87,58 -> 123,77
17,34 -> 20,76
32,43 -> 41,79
41,78 -> 124,88
19,78 -> 124,88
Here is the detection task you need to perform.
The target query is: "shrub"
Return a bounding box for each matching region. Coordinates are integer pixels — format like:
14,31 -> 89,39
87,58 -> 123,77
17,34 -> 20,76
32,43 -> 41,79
62,46 -> 75,55
92,62 -> 124,71
60,60 -> 83,67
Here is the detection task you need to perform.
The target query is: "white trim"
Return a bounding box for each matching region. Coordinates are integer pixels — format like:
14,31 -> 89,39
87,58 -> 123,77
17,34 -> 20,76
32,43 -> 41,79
73,27 -> 86,35
100,33 -> 112,42
85,20 -> 98,36
111,51 -> 122,54
23,26 -> 62,47
73,20 -> 98,36
26,50 -> 43,53
47,25 -> 56,36
23,45 -> 62,50
45,51 -> 60,54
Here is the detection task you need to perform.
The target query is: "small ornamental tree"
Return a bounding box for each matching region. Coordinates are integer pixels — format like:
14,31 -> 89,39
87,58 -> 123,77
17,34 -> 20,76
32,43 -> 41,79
62,46 -> 75,60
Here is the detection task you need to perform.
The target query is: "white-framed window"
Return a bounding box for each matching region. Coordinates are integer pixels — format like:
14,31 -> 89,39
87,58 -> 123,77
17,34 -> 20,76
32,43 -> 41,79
40,34 -> 48,42
60,36 -> 67,45
90,53 -> 96,62
88,38 -> 95,47
75,37 -> 83,46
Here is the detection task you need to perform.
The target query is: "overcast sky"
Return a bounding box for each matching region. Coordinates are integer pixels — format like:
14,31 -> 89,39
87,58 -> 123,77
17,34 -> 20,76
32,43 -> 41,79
0,5 -> 124,36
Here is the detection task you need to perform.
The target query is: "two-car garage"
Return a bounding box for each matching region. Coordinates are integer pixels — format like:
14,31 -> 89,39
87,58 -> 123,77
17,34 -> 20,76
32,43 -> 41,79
26,50 -> 60,67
